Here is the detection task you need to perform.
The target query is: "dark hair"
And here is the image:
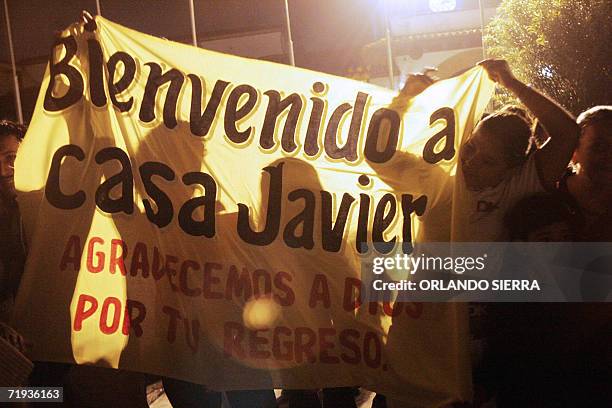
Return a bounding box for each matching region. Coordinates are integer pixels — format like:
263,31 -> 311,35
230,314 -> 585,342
505,192 -> 581,241
0,120 -> 27,141
501,104 -> 532,124
577,105 -> 612,129
479,105 -> 533,167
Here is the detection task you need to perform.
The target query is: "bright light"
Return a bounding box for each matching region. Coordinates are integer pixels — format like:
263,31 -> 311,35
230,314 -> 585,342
242,297 -> 281,329
540,65 -> 554,79
429,0 -> 457,12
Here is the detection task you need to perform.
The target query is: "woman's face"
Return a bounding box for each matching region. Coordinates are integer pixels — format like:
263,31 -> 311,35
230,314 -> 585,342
460,125 -> 510,191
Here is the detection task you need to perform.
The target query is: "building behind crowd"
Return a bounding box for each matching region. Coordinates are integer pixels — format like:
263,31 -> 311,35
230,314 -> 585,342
0,0 -> 502,122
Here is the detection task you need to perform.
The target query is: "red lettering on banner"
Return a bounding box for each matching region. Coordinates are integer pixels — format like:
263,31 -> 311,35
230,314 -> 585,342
151,246 -> 165,280
319,327 -> 339,364
273,271 -> 294,306
162,305 -> 181,343
161,306 -> 200,353
99,296 -> 122,334
252,269 -> 272,298
122,299 -> 146,336
249,329 -> 271,359
339,329 -> 361,364
64,237 -> 299,307
86,237 -> 105,273
130,242 -> 149,277
309,274 -> 331,308
272,326 -> 293,361
74,294 -> 98,330
180,260 -> 202,297
295,327 -> 317,363
203,262 -> 223,299
226,265 -> 253,301
343,278 -> 362,311
363,331 -> 382,368
109,239 -> 128,275
221,322 -> 382,367
60,235 -> 82,271
165,255 -> 179,291
184,318 -> 200,353
73,293 -> 147,337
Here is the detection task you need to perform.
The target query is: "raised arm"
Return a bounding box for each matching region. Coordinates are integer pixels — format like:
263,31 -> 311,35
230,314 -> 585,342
479,59 -> 580,190
367,73 -> 436,189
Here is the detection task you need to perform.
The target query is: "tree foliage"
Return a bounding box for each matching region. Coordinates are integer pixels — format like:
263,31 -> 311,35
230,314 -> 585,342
486,0 -> 611,115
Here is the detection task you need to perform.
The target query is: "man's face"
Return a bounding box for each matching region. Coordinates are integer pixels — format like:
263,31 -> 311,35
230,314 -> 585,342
574,120 -> 612,188
0,134 -> 20,200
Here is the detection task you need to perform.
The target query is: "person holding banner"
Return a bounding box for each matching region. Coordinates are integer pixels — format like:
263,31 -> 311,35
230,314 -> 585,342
369,59 -> 580,408
457,65 -> 611,407
457,58 -> 580,242
457,59 -> 583,407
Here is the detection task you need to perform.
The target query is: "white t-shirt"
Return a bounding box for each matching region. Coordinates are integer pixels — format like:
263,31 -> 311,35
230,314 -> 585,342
453,154 -> 544,242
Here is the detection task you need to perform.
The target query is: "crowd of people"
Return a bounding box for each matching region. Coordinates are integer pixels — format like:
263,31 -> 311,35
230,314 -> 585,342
0,58 -> 611,407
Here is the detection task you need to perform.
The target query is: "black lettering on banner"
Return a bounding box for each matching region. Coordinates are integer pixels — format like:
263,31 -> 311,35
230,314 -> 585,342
372,193 -> 397,254
364,108 -> 400,164
189,76 -> 230,137
87,39 -> 107,107
423,107 -> 456,164
139,62 -> 184,129
237,163 -> 283,245
355,193 -> 370,254
304,82 -> 327,157
260,91 -> 303,152
178,172 -> 217,237
320,191 -> 355,252
140,162 -> 176,228
224,84 -> 258,144
45,145 -> 86,209
283,189 -> 316,249
44,36 -> 84,112
324,103 -> 351,158
324,92 -> 368,162
324,92 -> 369,162
108,52 -> 137,112
401,194 -> 428,254
94,147 -> 135,214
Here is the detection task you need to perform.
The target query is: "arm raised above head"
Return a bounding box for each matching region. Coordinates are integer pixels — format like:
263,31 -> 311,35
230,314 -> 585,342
478,59 -> 579,190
